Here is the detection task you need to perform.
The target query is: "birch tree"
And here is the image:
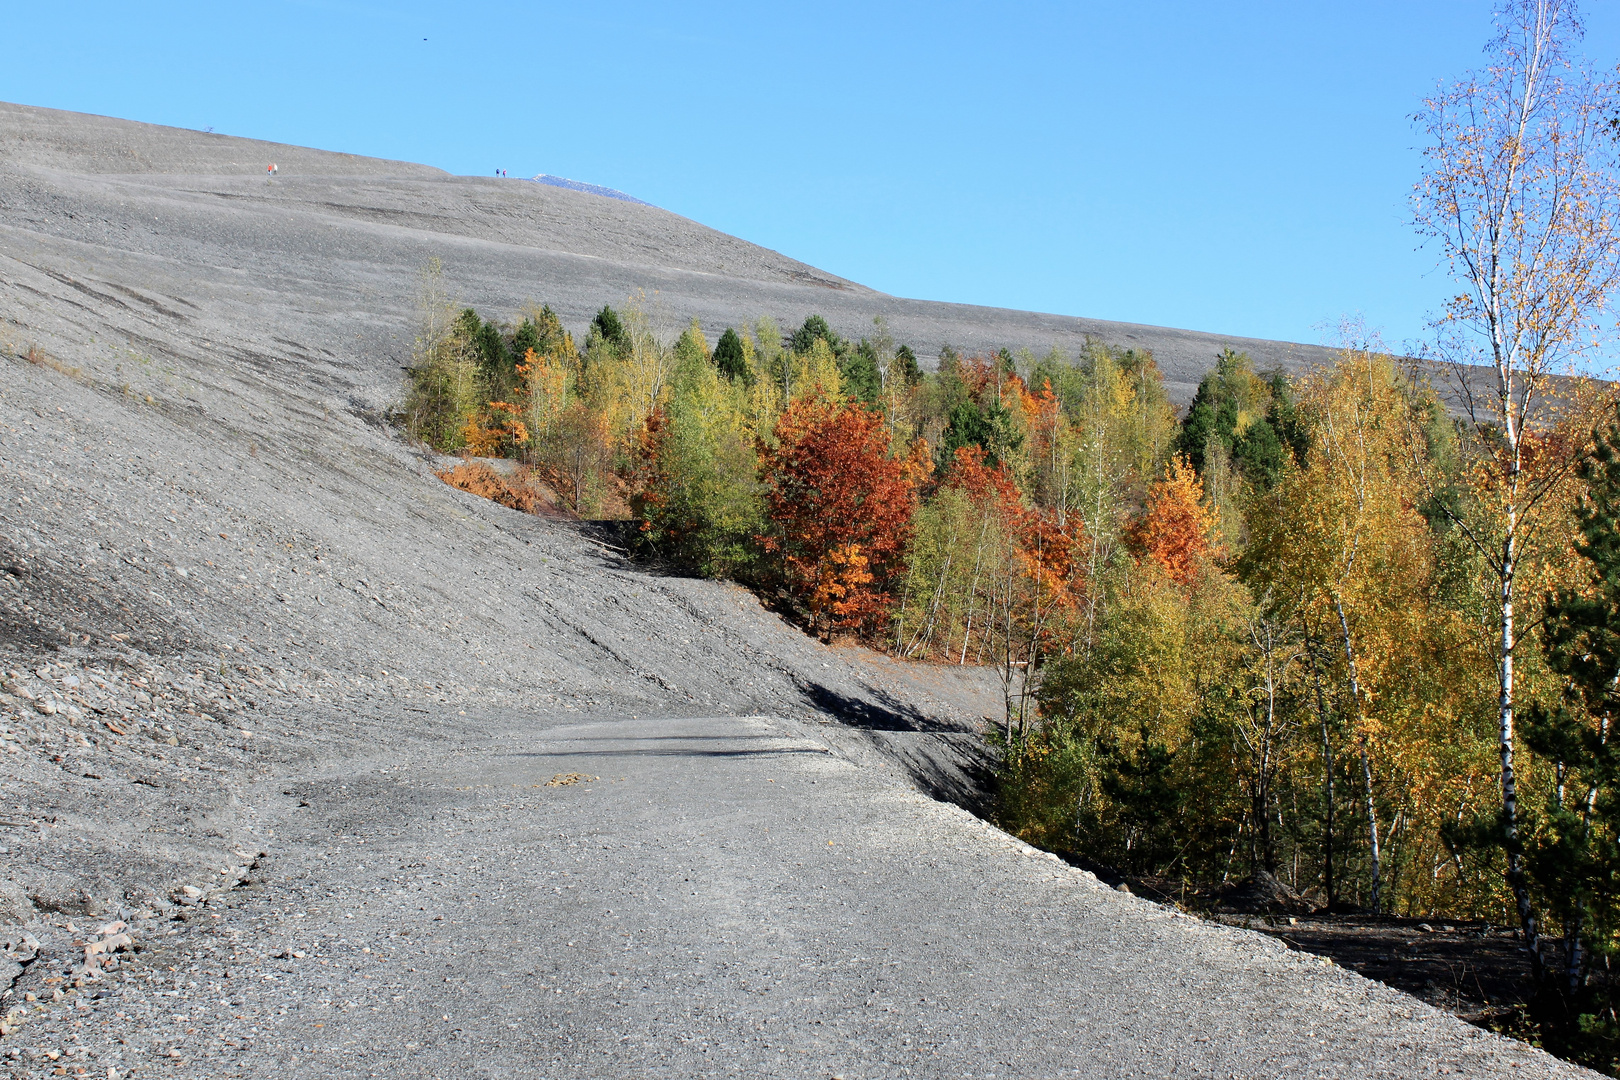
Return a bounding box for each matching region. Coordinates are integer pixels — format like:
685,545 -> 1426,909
1412,0 -> 1620,953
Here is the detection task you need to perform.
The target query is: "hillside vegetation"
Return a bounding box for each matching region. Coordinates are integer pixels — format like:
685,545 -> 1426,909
410,273 -> 1620,1068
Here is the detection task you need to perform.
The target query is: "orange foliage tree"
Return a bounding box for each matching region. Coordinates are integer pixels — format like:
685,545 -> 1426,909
462,401 -> 530,458
760,395 -> 917,638
1126,455 -> 1221,586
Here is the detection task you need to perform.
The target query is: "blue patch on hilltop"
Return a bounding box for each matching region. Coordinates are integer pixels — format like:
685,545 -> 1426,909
528,175 -> 652,207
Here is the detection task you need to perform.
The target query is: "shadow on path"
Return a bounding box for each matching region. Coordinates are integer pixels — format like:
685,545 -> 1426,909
801,682 -> 1000,817
802,682 -> 958,733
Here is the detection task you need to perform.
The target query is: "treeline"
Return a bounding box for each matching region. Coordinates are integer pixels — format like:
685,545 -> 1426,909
402,265 -> 1620,1064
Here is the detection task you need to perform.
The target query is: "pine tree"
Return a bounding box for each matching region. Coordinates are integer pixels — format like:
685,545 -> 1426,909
713,327 -> 750,384
1522,408 -> 1620,1062
894,345 -> 922,387
790,314 -> 846,358
591,305 -> 628,353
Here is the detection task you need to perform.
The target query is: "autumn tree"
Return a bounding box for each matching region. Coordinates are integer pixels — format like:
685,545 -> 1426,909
630,343 -> 761,576
759,395 -> 916,639
673,318 -> 710,369
547,403 -> 611,514
1019,344 -> 1177,653
1240,352 -> 1464,912
1127,456 -> 1221,587
1413,0 -> 1620,951
516,346 -> 570,452
403,259 -> 482,452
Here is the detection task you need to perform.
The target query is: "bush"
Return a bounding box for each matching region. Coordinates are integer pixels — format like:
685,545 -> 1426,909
435,461 -> 547,514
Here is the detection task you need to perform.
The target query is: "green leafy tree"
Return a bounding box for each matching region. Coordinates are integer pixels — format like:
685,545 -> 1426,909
403,262 -> 482,452
673,318 -> 709,373
630,358 -> 761,576
894,345 -> 922,387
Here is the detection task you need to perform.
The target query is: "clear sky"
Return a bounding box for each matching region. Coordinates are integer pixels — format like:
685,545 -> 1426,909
6,2 -> 1619,352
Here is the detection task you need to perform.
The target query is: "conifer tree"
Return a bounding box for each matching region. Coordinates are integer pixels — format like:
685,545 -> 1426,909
713,327 -> 750,384
1523,410 -> 1620,1051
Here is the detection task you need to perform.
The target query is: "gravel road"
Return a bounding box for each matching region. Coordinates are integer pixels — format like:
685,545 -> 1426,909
3,714 -> 1589,1079
0,101 -> 1595,1077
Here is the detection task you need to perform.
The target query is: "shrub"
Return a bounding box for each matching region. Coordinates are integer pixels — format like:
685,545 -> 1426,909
435,461 -> 546,514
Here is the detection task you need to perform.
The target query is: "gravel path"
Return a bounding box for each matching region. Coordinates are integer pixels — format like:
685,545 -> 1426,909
2,714 -> 1590,1079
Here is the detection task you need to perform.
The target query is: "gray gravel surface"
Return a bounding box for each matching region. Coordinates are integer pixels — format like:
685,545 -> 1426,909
0,717 -> 1588,1079
0,100 -> 1345,405
0,101 -> 1592,1077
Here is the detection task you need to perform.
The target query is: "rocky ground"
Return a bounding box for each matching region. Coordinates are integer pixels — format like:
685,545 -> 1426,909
0,715 -> 1586,1080
0,102 -> 1597,1077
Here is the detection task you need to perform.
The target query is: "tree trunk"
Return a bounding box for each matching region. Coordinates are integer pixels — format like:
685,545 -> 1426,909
1335,597 -> 1381,913
1309,645 -> 1337,909
1490,518 -> 1542,984
1256,629 -> 1279,875
1361,747 -> 1381,914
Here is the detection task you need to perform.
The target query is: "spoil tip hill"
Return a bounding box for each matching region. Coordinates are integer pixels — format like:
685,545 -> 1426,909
0,100 -> 1341,409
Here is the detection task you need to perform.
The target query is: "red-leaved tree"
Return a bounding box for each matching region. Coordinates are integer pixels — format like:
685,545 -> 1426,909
760,396 -> 916,638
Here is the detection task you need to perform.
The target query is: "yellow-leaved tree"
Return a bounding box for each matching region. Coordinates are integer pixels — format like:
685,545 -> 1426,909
1242,351 -> 1470,912
1413,0 -> 1620,952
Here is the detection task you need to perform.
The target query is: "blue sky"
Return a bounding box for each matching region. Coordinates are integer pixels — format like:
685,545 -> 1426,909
6,2 -> 1618,351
